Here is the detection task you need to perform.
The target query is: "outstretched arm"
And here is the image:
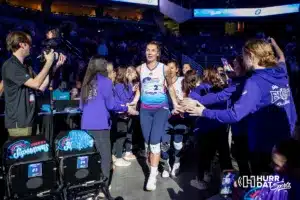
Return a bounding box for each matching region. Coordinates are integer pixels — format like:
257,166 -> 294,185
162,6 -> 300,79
0,81 -> 3,96
189,84 -> 236,106
129,66 -> 141,106
202,79 -> 261,123
270,38 -> 285,63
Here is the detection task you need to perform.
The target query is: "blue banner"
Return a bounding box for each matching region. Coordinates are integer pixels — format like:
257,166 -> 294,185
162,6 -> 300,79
194,4 -> 300,18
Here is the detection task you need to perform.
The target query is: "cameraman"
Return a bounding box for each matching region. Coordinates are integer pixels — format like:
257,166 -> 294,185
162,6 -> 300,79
46,28 -> 60,40
2,31 -> 64,137
43,28 -> 67,89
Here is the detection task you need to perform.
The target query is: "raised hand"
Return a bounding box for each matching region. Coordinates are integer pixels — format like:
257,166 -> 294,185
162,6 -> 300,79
43,49 -> 55,66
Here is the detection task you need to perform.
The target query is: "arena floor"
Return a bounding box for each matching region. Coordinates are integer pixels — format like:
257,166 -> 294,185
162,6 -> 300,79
110,150 -> 223,200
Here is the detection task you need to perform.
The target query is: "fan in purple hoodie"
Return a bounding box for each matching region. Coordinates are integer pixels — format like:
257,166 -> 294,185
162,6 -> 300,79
189,55 -> 253,175
80,56 -> 136,194
183,68 -> 232,191
182,38 -> 297,175
111,67 -> 139,167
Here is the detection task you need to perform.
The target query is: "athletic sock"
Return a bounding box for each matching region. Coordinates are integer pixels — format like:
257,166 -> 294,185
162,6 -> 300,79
150,166 -> 158,175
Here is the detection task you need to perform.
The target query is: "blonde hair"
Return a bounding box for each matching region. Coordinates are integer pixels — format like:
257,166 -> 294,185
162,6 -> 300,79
243,39 -> 277,67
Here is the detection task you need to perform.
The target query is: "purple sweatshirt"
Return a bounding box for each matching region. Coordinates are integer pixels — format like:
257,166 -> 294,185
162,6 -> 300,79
81,75 -> 128,130
202,62 -> 297,152
114,83 -> 134,104
190,83 -> 227,134
190,75 -> 250,136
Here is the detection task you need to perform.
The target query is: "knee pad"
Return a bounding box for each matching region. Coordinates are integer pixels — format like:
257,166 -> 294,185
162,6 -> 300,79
150,143 -> 161,154
161,142 -> 170,153
173,141 -> 183,151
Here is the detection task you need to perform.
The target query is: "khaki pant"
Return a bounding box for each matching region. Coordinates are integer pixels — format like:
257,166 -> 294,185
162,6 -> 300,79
8,127 -> 32,137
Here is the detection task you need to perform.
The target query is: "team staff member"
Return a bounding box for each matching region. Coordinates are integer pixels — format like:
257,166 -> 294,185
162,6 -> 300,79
2,31 -> 65,137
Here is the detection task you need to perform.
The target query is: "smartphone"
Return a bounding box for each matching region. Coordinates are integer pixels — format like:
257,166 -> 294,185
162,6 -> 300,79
221,58 -> 234,72
220,170 -> 238,198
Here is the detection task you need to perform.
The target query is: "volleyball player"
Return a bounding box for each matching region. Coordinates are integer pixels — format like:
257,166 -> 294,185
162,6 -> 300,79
161,60 -> 186,178
130,41 -> 181,191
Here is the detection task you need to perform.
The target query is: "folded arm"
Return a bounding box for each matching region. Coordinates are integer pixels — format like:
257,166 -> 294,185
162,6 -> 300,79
104,81 -> 128,112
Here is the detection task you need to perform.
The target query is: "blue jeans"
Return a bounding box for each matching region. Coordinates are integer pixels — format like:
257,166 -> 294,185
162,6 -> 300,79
140,107 -> 170,145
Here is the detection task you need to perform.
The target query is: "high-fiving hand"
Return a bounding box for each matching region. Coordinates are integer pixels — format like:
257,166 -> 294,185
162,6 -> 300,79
171,104 -> 184,115
126,102 -> 139,115
128,106 -> 139,116
180,98 -> 206,116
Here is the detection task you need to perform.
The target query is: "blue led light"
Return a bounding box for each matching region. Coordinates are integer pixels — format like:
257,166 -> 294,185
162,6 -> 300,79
194,4 -> 300,18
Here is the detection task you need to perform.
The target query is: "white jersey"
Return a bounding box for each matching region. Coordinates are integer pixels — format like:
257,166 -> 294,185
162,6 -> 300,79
140,62 -> 168,106
173,77 -> 184,101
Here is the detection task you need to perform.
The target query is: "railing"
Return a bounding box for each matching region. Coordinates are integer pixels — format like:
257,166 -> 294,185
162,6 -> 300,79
159,0 -> 193,23
181,54 -> 204,74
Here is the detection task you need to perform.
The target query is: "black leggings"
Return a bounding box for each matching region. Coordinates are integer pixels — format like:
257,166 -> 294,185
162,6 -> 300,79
249,152 -> 272,175
112,118 -> 133,158
231,134 -> 251,175
88,130 -> 112,186
197,126 -> 232,180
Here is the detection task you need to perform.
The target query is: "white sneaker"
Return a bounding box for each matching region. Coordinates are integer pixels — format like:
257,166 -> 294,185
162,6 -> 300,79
114,158 -> 131,167
162,170 -> 170,178
171,163 -> 180,177
204,172 -> 212,183
123,152 -> 136,161
190,179 -> 208,190
97,185 -> 112,198
146,173 -> 157,191
112,155 -> 117,163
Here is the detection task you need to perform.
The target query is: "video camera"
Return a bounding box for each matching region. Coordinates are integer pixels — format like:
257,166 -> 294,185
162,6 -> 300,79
39,38 -> 65,63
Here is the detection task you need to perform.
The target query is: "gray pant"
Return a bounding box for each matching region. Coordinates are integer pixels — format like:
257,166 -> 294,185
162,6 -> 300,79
88,130 -> 112,186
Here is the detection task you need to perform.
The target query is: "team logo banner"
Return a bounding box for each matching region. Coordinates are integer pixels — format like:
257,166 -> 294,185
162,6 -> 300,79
7,140 -> 49,160
56,130 -> 94,152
